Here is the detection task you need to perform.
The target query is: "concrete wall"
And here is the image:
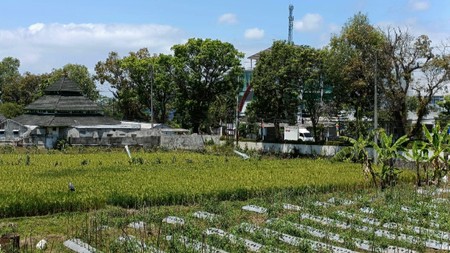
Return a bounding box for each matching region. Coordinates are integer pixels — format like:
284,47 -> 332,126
68,133 -> 220,150
160,134 -> 220,150
236,141 -> 351,157
236,141 -> 378,158
0,119 -> 29,143
69,136 -> 160,147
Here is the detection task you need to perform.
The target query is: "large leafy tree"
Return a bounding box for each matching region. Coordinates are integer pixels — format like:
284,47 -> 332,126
0,57 -> 21,100
0,102 -> 23,118
95,51 -> 146,121
247,41 -> 298,140
153,54 -> 177,123
248,40 -> 323,140
2,72 -> 50,105
382,29 -> 436,137
120,48 -> 155,122
326,13 -> 386,137
172,38 -> 244,133
95,49 -> 177,123
301,48 -> 332,141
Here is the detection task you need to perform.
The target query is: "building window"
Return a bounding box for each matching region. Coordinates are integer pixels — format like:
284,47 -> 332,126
432,96 -> 444,106
13,130 -> 19,135
0,129 -> 4,136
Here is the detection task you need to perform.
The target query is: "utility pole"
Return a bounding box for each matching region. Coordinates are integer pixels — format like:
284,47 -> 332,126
150,64 -> 154,128
235,77 -> 240,147
374,53 -> 378,164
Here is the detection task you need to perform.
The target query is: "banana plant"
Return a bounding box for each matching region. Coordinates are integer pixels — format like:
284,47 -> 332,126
405,140 -> 429,187
372,130 -> 409,189
333,133 -> 378,188
422,124 -> 450,185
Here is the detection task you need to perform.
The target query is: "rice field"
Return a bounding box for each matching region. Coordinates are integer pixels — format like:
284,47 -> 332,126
0,149 -> 377,218
0,148 -> 434,252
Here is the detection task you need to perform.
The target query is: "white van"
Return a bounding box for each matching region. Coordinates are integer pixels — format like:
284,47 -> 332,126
284,126 -> 315,142
298,128 -> 315,142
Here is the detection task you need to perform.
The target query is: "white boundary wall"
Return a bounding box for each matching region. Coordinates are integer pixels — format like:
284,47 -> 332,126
235,141 -> 376,157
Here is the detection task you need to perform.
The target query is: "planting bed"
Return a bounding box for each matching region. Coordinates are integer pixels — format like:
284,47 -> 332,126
12,186 -> 446,253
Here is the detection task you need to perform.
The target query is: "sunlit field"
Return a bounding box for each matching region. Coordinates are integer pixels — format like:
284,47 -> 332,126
3,148 -> 439,252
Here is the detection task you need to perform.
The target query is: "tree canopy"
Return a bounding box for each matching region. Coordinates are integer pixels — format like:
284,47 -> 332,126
325,13 -> 386,137
172,38 -> 244,133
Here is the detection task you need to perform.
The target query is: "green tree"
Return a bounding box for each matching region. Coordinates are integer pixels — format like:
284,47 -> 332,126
153,54 -> 177,123
0,57 -> 21,102
95,49 -> 177,123
436,95 -> 450,127
121,50 -> 177,124
301,49 -> 333,141
95,51 -> 145,120
97,95 -> 123,120
0,102 -> 23,118
2,72 -> 48,105
326,13 -> 386,137
247,41 -> 307,140
172,38 -> 244,133
120,48 -> 155,121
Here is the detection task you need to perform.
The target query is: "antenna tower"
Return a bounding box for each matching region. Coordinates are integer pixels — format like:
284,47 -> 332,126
288,4 -> 294,44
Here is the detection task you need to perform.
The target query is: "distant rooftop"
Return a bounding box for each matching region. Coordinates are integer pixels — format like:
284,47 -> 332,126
14,77 -> 120,127
44,77 -> 83,95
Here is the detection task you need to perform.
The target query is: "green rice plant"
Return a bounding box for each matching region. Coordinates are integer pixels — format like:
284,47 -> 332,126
0,150 -> 415,218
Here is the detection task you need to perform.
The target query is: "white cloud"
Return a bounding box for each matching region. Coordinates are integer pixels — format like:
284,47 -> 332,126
294,13 -> 324,32
28,23 -> 45,34
409,0 -> 429,11
244,28 -> 264,40
218,13 -> 238,25
0,22 -> 185,74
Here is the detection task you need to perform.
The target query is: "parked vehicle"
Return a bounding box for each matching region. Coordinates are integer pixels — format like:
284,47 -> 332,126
284,126 -> 315,142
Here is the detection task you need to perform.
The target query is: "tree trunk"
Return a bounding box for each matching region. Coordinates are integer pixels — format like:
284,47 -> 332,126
363,157 -> 378,188
311,115 -> 319,142
274,122 -> 281,141
392,105 -> 407,137
416,163 -> 422,187
409,104 -> 428,138
192,122 -> 200,134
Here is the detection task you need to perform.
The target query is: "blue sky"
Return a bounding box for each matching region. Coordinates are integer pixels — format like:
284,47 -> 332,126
0,0 -> 448,79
